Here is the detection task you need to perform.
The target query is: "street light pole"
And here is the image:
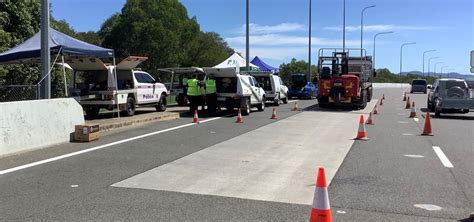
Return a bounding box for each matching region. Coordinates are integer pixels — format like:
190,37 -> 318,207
423,49 -> 436,76
434,62 -> 443,76
343,0 -> 346,50
308,0 -> 312,81
40,0 -> 50,99
373,31 -> 394,69
427,57 -> 439,77
361,5 -> 376,57
400,42 -> 416,76
246,0 -> 250,71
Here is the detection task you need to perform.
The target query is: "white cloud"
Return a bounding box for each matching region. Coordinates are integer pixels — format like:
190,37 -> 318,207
323,24 -> 445,32
235,23 -> 306,34
225,34 -> 369,47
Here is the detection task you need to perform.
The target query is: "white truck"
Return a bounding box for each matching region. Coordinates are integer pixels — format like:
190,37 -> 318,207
203,67 -> 266,115
247,72 -> 288,106
70,56 -> 168,118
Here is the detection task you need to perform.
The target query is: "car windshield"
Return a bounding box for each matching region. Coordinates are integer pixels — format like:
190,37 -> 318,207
254,76 -> 272,91
412,80 -> 426,85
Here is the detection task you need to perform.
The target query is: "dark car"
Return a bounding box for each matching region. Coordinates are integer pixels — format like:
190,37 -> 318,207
410,79 -> 427,94
287,74 -> 317,99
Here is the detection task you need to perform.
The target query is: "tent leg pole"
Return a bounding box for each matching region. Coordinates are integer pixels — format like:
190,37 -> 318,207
169,71 -> 175,105
61,54 -> 68,96
113,57 -> 120,119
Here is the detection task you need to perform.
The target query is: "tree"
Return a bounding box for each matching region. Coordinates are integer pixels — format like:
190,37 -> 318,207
278,58 -> 318,84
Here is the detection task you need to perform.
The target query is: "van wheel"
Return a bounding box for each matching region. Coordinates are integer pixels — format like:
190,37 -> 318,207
434,100 -> 441,117
156,94 -> 167,112
85,107 -> 100,119
257,98 -> 265,111
273,94 -> 280,106
242,98 -> 251,116
125,96 -> 136,116
282,96 -> 288,104
358,90 -> 367,109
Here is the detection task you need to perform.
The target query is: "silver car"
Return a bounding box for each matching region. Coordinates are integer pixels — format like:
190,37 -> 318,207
427,79 -> 474,117
410,79 -> 427,94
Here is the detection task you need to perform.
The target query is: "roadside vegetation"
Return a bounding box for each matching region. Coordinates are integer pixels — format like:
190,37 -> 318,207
375,68 -> 438,84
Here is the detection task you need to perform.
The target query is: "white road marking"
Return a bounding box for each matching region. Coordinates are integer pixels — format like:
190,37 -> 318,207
398,121 -> 409,124
413,117 -> 419,122
404,154 -> 424,158
70,185 -> 79,188
414,204 -> 442,211
0,117 -> 222,175
402,133 -> 414,136
336,210 -> 346,214
288,100 -> 298,103
432,146 -> 454,168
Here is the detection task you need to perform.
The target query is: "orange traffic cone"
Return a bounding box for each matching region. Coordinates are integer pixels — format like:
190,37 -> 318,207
292,102 -> 300,111
405,97 -> 411,109
382,94 -> 385,100
379,98 -> 384,106
366,112 -> 375,125
403,92 -> 407,101
409,101 -> 417,118
270,108 -> 278,119
192,110 -> 200,124
421,112 -> 433,136
309,167 -> 332,222
236,108 -> 244,123
373,105 -> 379,115
354,115 -> 368,140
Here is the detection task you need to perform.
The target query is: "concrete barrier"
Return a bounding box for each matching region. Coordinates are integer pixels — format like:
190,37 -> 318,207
373,83 -> 410,88
0,98 -> 84,156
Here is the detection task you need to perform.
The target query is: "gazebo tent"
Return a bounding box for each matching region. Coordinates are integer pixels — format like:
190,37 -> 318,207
213,52 -> 259,72
250,56 -> 279,73
0,28 -> 115,99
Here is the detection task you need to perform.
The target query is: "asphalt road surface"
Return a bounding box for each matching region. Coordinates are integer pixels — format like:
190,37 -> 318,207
1,88 -> 473,221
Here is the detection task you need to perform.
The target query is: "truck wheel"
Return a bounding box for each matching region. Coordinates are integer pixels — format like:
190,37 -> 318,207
85,107 -> 100,119
242,98 -> 251,116
367,87 -> 373,102
156,94 -> 167,112
257,97 -> 265,111
434,100 -> 441,117
274,94 -> 280,106
357,90 -> 367,109
125,96 -> 136,116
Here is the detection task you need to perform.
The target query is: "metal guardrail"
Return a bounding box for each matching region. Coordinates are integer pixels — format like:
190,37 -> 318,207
0,85 -> 39,102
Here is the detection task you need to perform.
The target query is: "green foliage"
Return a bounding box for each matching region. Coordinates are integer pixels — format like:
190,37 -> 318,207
374,68 -> 437,84
278,58 -> 318,84
101,0 -> 233,72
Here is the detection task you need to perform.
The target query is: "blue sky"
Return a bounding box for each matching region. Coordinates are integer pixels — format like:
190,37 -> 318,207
51,0 -> 473,74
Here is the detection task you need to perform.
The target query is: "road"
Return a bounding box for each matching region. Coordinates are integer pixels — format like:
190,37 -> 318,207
1,88 -> 473,221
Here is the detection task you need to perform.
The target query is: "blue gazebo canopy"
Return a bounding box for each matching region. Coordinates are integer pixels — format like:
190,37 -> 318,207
0,28 -> 114,63
251,56 -> 279,73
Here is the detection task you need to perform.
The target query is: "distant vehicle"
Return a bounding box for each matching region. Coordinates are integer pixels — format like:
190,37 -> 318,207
74,56 -> 168,118
410,79 -> 427,94
287,74 -> 317,99
203,67 -> 266,115
427,78 -> 474,117
316,49 -> 375,109
248,72 -> 288,105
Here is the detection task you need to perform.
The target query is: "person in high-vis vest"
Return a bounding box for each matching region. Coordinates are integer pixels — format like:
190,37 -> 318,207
187,74 -> 203,114
205,78 -> 217,116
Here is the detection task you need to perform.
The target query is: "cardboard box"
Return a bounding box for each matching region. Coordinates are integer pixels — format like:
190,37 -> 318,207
74,124 -> 100,142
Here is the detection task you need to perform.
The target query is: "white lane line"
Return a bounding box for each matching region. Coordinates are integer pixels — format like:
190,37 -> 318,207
0,117 -> 222,175
413,117 -> 419,122
432,146 -> 454,168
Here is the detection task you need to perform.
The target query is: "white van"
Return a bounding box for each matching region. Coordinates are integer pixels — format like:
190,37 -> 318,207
71,56 -> 168,117
248,72 -> 288,106
203,67 -> 266,115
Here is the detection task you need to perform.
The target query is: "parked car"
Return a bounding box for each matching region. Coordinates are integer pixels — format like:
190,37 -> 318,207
288,74 -> 317,99
203,67 -> 266,115
74,56 -> 168,118
410,79 -> 427,94
248,72 -> 288,106
427,78 -> 474,117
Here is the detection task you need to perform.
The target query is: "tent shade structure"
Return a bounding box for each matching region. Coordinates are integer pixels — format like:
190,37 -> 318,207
0,28 -> 114,64
213,52 -> 259,71
250,56 -> 279,73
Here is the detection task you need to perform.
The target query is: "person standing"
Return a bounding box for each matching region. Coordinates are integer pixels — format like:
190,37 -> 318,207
205,77 -> 217,116
187,74 -> 202,114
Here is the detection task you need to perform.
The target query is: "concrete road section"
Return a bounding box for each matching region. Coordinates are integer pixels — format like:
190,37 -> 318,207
112,100 -> 376,205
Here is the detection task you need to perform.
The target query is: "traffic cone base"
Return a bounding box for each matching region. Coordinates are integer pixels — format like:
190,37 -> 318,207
405,97 -> 411,109
379,98 -> 384,106
270,108 -> 278,119
403,92 -> 407,101
421,112 -> 433,136
192,110 -> 200,123
373,105 -> 378,115
236,109 -> 244,123
292,102 -> 300,111
354,115 -> 368,140
309,167 -> 332,222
